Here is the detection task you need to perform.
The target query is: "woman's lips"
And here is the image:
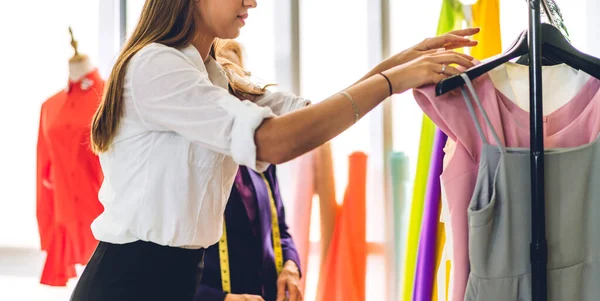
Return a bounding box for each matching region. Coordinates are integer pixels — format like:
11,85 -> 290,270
237,13 -> 248,25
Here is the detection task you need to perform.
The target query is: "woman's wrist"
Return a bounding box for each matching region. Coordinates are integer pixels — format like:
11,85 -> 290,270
381,69 -> 399,95
382,67 -> 409,95
224,294 -> 235,301
356,57 -> 400,85
378,72 -> 393,96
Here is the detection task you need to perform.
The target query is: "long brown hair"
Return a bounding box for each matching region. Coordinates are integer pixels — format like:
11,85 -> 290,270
90,0 -> 268,153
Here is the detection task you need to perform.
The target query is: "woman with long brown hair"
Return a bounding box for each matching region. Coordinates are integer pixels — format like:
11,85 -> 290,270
70,0 -> 479,300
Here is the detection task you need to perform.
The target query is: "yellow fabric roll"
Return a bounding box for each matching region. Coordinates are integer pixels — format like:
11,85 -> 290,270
432,207 -> 451,301
471,0 -> 502,60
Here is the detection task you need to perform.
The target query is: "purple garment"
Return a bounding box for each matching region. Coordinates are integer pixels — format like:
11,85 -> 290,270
234,169 -> 259,235
195,165 -> 301,301
413,129 -> 447,301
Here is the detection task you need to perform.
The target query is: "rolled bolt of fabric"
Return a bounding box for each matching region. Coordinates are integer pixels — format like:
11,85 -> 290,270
413,129 -> 448,301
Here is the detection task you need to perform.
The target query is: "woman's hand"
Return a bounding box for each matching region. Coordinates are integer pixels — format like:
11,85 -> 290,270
225,294 -> 265,301
383,49 -> 476,94
377,28 -> 480,73
276,260 -> 303,301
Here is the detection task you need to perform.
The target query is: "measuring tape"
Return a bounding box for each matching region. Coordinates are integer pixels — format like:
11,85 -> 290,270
219,173 -> 284,293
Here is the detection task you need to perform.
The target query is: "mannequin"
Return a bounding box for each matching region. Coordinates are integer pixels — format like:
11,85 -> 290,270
68,27 -> 94,82
36,28 -> 104,287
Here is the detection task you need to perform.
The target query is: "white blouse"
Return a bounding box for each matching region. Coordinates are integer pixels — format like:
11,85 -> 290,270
91,43 -> 310,248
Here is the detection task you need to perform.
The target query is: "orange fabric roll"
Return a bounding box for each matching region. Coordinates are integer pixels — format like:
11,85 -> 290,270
316,152 -> 368,301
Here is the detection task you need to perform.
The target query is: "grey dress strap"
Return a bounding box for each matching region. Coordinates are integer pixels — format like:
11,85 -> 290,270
459,73 -> 506,153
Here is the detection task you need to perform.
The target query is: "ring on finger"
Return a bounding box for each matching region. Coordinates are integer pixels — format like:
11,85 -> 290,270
441,64 -> 447,74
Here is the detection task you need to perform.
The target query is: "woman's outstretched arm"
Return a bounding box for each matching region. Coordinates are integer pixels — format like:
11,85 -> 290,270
255,29 -> 479,164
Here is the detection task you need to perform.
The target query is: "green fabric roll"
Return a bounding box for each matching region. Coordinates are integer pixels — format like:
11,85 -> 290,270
437,0 -> 463,35
400,116 -> 436,301
390,152 -> 410,301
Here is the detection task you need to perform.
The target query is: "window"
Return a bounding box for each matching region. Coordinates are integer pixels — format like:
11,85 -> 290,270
389,0 -> 442,174
126,0 -> 144,38
299,0 -> 386,300
236,0 -> 277,86
126,0 -> 278,84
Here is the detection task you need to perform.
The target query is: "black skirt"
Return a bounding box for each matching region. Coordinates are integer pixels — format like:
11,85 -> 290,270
70,240 -> 205,301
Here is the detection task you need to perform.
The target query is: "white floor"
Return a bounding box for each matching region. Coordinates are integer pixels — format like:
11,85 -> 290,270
0,247 -> 76,301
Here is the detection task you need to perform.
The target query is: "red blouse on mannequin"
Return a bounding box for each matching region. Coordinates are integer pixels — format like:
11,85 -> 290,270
36,69 -> 104,286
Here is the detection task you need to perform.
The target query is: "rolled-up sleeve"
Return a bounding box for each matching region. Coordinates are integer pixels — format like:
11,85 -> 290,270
129,46 -> 275,171
254,90 -> 311,115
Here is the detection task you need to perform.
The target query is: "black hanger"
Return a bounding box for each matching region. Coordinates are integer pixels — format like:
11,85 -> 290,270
513,52 -> 562,66
435,23 -> 600,96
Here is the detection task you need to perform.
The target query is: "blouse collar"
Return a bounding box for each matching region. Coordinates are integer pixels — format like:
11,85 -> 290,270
66,69 -> 101,93
179,44 -> 229,89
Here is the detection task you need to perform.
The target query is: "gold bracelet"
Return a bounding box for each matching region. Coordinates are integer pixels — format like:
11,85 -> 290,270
340,91 -> 360,124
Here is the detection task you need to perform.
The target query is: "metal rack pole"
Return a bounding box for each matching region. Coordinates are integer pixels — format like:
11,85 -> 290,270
528,1 -> 548,300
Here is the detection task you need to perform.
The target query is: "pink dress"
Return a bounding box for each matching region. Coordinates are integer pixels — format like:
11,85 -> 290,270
414,72 -> 600,301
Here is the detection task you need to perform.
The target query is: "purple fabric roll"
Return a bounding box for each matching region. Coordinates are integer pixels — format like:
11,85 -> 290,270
413,129 -> 448,301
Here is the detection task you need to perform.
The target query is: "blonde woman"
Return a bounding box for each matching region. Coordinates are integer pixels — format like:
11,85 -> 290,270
195,40 -> 302,301
70,0 -> 478,300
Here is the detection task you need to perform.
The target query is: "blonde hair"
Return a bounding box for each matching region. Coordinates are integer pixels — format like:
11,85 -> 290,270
90,0 -> 269,153
214,39 -> 275,100
214,39 -> 245,68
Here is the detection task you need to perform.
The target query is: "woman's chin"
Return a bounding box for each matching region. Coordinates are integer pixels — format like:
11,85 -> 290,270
218,28 -> 242,40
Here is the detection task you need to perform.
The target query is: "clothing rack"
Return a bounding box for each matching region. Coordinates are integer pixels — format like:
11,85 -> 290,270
528,1 -> 548,300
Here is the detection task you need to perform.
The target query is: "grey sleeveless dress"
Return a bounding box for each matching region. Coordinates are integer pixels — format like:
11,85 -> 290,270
459,74 -> 600,301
